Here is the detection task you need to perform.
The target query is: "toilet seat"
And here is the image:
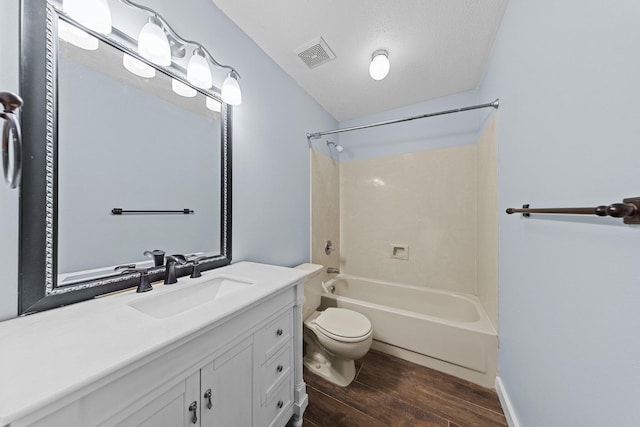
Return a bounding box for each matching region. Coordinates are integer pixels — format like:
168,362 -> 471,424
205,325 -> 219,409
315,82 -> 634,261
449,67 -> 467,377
314,308 -> 372,343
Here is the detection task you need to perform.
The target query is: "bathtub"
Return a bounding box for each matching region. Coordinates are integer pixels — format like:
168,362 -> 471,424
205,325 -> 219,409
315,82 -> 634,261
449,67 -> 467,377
321,274 -> 497,379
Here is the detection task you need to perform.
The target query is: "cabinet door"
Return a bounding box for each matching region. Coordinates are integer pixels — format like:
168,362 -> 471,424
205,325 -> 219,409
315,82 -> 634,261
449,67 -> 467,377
114,371 -> 200,427
201,339 -> 253,426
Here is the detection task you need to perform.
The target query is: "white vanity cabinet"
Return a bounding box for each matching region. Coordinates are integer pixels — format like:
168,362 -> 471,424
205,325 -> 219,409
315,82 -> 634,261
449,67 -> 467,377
0,263 -> 309,427
200,338 -> 254,426
118,338 -> 254,427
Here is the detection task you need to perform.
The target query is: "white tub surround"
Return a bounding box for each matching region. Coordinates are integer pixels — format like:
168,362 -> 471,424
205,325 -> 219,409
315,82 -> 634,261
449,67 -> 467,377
322,275 -> 497,387
0,262 -> 309,427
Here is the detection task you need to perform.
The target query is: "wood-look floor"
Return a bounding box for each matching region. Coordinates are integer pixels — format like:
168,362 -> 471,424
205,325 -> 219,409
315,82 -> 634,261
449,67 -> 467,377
303,350 -> 506,427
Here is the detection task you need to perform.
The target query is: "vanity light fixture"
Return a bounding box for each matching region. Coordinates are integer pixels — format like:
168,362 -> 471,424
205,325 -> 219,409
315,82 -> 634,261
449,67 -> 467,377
221,71 -> 242,106
58,20 -> 99,51
206,97 -> 222,112
137,16 -> 171,66
369,50 -> 390,81
63,0 -> 112,35
172,79 -> 197,98
122,53 -> 156,78
187,48 -> 213,89
120,0 -> 243,105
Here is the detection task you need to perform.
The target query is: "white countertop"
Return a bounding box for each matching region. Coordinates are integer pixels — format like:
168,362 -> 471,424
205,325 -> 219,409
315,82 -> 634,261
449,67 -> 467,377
0,261 -> 307,426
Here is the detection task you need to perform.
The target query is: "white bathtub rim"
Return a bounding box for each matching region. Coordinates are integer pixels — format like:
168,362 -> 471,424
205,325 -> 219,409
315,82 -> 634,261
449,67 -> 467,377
327,273 -> 481,303
321,274 -> 498,336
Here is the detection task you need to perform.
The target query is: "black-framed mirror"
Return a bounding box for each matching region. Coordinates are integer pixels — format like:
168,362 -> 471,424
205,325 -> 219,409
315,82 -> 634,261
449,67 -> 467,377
18,0 -> 232,314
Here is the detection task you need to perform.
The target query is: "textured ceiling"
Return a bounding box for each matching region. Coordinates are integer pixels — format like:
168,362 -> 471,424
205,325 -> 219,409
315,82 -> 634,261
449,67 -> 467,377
212,0 -> 508,121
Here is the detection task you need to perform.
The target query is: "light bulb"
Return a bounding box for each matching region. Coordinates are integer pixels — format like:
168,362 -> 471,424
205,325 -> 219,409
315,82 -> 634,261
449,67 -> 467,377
187,49 -> 212,89
58,20 -> 99,51
122,54 -> 156,78
221,71 -> 242,106
369,50 -> 390,81
138,18 -> 171,66
206,97 -> 222,112
172,79 -> 197,98
63,0 -> 112,35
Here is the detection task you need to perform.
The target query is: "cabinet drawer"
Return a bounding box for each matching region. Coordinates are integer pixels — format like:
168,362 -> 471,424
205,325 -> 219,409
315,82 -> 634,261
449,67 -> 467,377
258,310 -> 292,362
262,343 -> 292,403
261,376 -> 293,427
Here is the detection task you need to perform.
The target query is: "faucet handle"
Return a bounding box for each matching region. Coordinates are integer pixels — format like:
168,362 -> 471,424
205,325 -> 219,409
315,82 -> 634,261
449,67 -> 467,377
188,255 -> 207,278
114,265 -> 153,293
143,249 -> 165,266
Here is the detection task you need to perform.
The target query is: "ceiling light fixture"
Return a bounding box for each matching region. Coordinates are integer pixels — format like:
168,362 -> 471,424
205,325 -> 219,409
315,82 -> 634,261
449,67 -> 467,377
369,50 -> 390,81
221,71 -> 242,106
187,48 -> 213,89
137,16 -> 171,66
63,0 -> 112,35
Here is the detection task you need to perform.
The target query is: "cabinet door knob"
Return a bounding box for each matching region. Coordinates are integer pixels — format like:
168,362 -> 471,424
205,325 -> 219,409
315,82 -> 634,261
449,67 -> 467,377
188,401 -> 198,424
277,400 -> 284,409
204,388 -> 213,410
277,364 -> 283,373
276,328 -> 283,336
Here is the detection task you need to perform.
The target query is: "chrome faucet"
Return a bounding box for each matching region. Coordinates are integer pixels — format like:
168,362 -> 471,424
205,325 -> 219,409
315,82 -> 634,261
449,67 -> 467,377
327,267 -> 340,274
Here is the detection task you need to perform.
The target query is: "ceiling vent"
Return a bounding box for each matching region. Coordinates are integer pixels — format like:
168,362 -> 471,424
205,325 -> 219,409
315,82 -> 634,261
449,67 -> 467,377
294,37 -> 336,69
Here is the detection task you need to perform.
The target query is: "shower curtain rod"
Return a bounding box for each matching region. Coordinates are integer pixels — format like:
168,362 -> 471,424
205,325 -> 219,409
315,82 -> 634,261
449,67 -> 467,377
306,98 -> 500,144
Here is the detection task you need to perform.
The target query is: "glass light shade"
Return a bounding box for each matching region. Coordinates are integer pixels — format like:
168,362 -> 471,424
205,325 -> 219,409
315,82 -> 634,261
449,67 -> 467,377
138,21 -> 171,66
206,97 -> 222,112
369,51 -> 390,81
172,79 -> 197,98
58,20 -> 99,51
63,0 -> 112,35
187,51 -> 213,89
122,54 -> 156,78
221,72 -> 242,106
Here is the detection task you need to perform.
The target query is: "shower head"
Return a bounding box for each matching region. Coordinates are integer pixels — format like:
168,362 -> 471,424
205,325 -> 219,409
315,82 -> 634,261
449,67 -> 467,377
327,140 -> 344,153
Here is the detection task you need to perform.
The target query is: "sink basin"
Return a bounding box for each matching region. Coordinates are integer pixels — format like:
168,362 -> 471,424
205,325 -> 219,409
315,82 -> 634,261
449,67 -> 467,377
128,277 -> 254,319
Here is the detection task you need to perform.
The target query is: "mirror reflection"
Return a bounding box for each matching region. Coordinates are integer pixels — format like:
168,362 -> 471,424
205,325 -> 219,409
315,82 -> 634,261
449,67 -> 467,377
56,19 -> 223,285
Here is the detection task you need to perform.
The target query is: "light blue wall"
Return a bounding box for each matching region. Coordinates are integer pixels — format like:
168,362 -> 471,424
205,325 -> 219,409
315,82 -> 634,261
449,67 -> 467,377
335,89 -> 489,162
480,0 -> 640,425
139,0 -> 336,267
0,0 -> 20,321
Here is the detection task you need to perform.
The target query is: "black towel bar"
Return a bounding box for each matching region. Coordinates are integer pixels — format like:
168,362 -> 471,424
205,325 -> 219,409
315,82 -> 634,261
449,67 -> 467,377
506,197 -> 640,224
111,208 -> 194,215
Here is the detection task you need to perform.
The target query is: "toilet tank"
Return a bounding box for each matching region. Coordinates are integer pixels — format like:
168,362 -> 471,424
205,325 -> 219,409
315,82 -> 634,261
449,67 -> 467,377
294,263 -> 324,319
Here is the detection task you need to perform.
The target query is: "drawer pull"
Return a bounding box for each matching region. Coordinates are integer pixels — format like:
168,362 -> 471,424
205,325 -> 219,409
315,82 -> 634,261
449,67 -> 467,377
277,364 -> 283,373
204,388 -> 213,409
188,401 -> 198,424
277,400 -> 284,409
276,328 -> 283,336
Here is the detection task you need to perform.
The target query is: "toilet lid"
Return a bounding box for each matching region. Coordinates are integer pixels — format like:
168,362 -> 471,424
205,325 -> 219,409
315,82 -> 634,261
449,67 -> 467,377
315,308 -> 372,340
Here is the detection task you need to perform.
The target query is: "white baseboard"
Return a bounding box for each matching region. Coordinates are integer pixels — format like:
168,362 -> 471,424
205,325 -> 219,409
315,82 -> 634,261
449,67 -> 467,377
496,376 -> 521,427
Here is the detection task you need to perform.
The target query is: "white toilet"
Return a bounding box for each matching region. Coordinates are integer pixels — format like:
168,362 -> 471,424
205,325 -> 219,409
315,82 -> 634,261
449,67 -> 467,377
295,264 -> 373,387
